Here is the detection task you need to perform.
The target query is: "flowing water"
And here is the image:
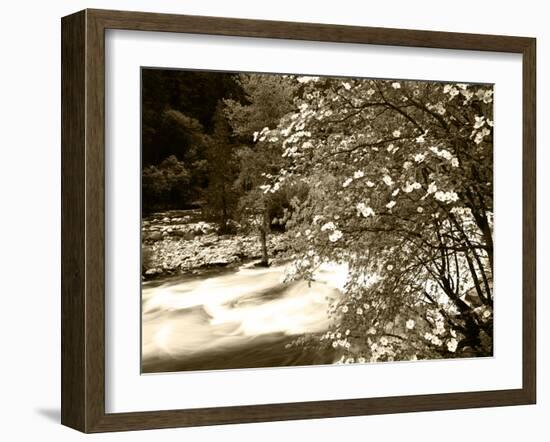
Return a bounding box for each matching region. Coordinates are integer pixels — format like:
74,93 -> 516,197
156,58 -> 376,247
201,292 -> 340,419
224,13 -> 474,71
142,262 -> 348,373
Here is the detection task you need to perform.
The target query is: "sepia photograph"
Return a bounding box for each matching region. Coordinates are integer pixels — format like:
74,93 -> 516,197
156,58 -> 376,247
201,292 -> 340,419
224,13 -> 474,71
140,69 -> 494,374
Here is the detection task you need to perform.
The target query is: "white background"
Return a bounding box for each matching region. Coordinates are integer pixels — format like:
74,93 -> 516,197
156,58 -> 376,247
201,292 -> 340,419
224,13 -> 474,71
0,0 -> 547,440
106,30 -> 522,413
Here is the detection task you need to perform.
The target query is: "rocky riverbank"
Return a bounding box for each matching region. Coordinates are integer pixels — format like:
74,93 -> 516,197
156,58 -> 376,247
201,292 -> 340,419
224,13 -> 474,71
142,210 -> 290,278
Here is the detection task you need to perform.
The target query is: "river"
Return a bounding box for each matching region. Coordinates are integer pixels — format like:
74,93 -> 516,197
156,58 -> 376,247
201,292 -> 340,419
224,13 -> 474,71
142,261 -> 348,373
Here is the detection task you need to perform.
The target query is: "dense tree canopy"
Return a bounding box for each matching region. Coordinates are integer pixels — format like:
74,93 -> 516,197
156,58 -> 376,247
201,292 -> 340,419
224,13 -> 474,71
142,155 -> 192,211
141,69 -> 244,211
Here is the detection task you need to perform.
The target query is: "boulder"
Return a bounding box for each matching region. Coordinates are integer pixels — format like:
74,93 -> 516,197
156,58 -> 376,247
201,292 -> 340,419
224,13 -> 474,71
183,231 -> 195,240
145,231 -> 162,241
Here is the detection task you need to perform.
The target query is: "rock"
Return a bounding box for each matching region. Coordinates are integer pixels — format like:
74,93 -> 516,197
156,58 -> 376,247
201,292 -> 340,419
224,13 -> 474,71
183,231 -> 195,240
145,231 -> 162,241
209,254 -> 239,266
194,221 -> 215,235
201,235 -> 217,246
141,210 -> 290,276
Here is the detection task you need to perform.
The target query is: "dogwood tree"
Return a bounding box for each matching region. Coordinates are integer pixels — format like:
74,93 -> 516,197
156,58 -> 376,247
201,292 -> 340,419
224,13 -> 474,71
260,77 -> 494,362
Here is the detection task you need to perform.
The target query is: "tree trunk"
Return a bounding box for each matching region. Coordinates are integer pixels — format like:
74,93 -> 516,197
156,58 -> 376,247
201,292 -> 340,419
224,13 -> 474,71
259,207 -> 270,267
220,185 -> 228,233
259,228 -> 268,266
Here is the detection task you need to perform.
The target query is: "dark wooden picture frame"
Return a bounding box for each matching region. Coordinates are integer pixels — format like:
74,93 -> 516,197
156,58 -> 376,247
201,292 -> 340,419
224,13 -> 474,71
61,9 -> 536,433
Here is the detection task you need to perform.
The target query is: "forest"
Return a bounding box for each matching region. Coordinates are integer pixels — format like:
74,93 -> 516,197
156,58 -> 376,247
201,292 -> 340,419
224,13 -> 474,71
141,68 -> 494,371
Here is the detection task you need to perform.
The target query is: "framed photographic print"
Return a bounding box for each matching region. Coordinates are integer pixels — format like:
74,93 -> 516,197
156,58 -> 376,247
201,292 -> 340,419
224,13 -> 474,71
61,9 -> 536,433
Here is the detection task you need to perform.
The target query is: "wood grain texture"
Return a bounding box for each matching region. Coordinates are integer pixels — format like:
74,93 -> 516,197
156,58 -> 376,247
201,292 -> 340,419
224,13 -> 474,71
522,38 -> 537,402
89,8 -> 532,53
60,8 -> 537,433
61,10 -> 86,432
85,10 -> 107,432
